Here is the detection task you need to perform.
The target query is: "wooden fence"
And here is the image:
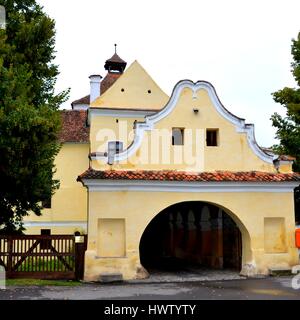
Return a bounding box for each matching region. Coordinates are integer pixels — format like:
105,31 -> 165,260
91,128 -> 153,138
0,235 -> 87,280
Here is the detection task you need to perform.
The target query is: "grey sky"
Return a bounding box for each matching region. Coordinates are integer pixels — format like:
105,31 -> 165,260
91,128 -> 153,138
38,0 -> 300,147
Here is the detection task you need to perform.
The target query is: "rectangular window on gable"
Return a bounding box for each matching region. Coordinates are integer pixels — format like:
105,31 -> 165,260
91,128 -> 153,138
172,128 -> 184,145
206,129 -> 219,146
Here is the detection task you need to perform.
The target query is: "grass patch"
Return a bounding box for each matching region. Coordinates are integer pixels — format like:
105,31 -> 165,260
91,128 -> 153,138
5,279 -> 82,287
16,257 -> 74,272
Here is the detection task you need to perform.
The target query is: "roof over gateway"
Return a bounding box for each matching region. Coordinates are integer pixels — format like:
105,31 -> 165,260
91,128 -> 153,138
78,169 -> 300,182
90,60 -> 169,110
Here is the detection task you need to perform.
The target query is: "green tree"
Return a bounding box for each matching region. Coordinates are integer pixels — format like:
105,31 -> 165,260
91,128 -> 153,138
271,32 -> 300,223
271,32 -> 300,171
0,0 -> 69,233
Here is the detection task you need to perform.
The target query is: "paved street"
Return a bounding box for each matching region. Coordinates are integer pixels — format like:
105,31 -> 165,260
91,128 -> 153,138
1,276 -> 300,300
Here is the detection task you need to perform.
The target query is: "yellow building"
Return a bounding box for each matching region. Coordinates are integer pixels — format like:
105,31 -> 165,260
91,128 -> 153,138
25,49 -> 300,281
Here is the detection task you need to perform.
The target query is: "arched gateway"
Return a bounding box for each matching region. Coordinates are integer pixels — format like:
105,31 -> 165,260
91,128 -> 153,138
139,201 -> 243,273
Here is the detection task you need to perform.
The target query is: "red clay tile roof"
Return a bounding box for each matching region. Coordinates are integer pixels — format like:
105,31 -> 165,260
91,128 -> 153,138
59,110 -> 89,143
101,72 -> 122,94
277,155 -> 296,161
260,148 -> 296,162
78,169 -> 300,182
71,95 -> 90,106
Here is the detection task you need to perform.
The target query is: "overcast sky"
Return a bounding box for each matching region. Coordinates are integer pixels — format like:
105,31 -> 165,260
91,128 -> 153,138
38,0 -> 300,147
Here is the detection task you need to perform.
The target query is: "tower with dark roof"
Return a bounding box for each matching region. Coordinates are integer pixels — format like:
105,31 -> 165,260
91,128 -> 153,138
100,45 -> 127,95
104,44 -> 127,73
72,45 -> 127,109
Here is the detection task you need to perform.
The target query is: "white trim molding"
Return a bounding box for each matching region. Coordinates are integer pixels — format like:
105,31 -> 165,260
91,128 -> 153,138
82,179 -> 299,193
63,142 -> 89,145
92,80 -> 274,164
23,221 -> 88,229
88,108 -> 156,120
72,104 -> 89,111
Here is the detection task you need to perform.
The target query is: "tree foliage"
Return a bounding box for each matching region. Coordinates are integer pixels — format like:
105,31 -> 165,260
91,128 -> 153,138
271,32 -> 300,223
0,0 -> 69,233
271,32 -> 300,172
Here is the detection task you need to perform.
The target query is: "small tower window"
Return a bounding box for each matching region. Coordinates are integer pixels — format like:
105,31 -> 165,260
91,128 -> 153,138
206,129 -> 219,146
172,128 -> 184,145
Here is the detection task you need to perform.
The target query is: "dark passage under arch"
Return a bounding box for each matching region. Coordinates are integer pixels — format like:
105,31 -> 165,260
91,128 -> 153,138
139,201 -> 242,273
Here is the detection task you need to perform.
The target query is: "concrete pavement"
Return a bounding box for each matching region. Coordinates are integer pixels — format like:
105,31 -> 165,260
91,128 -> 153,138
1,276 -> 300,300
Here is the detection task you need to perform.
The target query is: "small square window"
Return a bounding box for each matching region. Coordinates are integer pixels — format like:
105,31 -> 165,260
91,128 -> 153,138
206,129 -> 218,146
172,128 -> 184,145
42,197 -> 51,209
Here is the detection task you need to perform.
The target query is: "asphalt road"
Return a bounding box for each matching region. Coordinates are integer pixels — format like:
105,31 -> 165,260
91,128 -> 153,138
1,276 -> 300,300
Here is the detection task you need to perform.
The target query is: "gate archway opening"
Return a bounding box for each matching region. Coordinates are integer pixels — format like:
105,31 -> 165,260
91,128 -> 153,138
139,201 -> 242,274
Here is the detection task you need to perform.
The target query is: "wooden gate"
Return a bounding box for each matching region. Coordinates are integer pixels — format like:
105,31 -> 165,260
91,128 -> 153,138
0,235 -> 87,280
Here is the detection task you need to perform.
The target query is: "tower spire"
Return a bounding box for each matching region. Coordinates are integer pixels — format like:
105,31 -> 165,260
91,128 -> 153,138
104,45 -> 127,73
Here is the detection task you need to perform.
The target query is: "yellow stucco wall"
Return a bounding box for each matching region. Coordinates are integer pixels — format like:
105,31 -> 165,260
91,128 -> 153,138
84,190 -> 298,281
279,163 -> 293,173
90,87 -> 278,172
90,116 -> 145,155
24,143 -> 89,235
91,60 -> 169,110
